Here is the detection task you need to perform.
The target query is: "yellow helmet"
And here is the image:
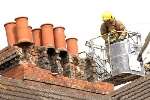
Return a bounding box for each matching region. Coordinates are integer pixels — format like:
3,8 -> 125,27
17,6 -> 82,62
101,11 -> 114,21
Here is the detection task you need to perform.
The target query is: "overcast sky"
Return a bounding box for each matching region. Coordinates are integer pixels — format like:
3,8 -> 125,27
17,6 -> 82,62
0,0 -> 150,52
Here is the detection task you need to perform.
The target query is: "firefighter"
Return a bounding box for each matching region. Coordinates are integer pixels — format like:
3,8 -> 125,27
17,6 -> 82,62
100,11 -> 127,44
100,11 -> 128,63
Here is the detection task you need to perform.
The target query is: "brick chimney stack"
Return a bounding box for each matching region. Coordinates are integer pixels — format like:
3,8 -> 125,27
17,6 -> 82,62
0,17 -> 114,94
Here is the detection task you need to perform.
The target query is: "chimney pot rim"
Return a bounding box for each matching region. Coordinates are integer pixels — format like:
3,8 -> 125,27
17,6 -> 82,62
32,28 -> 41,31
4,22 -> 16,27
53,26 -> 65,30
15,17 -> 28,21
66,37 -> 78,41
40,23 -> 54,27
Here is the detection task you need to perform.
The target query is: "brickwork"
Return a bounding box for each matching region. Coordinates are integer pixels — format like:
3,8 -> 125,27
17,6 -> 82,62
0,76 -> 111,100
1,63 -> 114,94
0,45 -> 114,95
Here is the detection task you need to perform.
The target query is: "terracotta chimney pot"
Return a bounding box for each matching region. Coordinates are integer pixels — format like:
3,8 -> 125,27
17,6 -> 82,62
40,24 -> 54,48
32,28 -> 42,46
53,27 -> 66,51
66,38 -> 78,56
15,17 -> 33,44
4,22 -> 16,46
28,26 -> 33,43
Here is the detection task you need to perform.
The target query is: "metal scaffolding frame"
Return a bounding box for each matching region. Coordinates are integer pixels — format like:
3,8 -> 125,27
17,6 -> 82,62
83,31 -> 144,81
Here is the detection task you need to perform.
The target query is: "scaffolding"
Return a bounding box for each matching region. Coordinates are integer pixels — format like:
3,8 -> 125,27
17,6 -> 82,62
84,32 -> 145,85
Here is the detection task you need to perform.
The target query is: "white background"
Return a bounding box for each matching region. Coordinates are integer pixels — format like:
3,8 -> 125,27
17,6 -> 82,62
0,0 -> 150,52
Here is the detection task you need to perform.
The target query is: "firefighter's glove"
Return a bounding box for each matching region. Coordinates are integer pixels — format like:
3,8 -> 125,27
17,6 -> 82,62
118,35 -> 125,40
110,38 -> 116,44
111,29 -> 117,34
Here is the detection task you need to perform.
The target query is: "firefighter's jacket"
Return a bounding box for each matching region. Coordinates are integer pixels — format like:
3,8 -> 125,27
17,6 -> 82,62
100,20 -> 127,44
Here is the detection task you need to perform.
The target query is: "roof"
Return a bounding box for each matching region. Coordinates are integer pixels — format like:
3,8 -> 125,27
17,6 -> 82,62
0,76 -> 111,100
3,74 -> 150,100
110,75 -> 150,100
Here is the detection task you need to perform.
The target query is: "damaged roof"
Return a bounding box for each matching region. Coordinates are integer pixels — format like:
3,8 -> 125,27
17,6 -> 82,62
0,76 -> 111,100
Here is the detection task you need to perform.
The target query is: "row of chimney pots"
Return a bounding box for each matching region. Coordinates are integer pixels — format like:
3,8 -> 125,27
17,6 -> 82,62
4,17 -> 78,56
